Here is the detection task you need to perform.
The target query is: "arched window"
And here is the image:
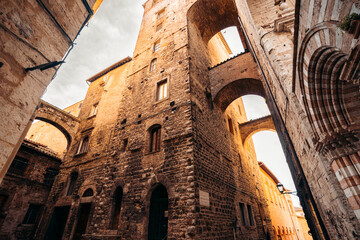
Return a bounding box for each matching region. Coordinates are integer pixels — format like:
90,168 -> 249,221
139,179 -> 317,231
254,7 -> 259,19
111,187 -> 123,230
148,184 -> 168,240
149,125 -> 161,152
150,58 -> 157,72
66,172 -> 78,196
83,188 -> 94,197
77,136 -> 89,154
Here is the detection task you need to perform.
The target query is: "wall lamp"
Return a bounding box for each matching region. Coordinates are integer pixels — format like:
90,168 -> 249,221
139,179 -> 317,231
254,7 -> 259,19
276,183 -> 297,195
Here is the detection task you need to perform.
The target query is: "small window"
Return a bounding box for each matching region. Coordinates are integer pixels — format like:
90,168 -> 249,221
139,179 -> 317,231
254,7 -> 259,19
83,188 -> 94,197
89,103 -> 98,117
156,80 -> 168,101
43,168 -> 59,186
111,187 -> 123,229
150,58 -> 157,72
247,205 -> 255,226
0,194 -> 8,213
239,203 -> 246,226
8,157 -> 28,176
150,126 -> 161,152
23,204 -> 42,224
66,172 -> 78,196
154,40 -> 161,52
157,9 -> 165,19
79,103 -> 82,108
156,23 -> 163,32
77,136 -> 89,155
227,117 -> 234,134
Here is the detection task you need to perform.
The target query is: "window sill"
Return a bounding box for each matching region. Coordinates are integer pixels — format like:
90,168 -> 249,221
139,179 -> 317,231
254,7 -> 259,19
87,115 -> 96,119
74,152 -> 87,157
154,96 -> 169,105
145,150 -> 161,156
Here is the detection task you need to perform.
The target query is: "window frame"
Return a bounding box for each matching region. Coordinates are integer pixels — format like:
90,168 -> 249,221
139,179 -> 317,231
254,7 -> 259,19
149,125 -> 161,153
43,168 -> 59,186
156,22 -> 163,32
8,156 -> 29,176
76,136 -> 90,155
66,172 -> 78,196
157,8 -> 165,20
156,79 -> 168,101
22,204 -> 43,225
239,202 -> 247,226
153,40 -> 161,53
110,187 -> 123,230
247,204 -> 255,226
88,103 -> 99,118
227,117 -> 234,134
150,58 -> 157,72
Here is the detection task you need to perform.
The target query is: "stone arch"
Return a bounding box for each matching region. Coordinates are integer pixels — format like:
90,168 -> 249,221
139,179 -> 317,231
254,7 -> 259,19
187,0 -> 240,44
141,174 -> 175,239
35,100 -> 79,149
213,78 -> 266,112
239,116 -> 276,144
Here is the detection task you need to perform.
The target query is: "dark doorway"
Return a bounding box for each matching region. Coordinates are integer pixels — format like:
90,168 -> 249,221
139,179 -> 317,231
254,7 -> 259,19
44,206 -> 71,240
73,203 -> 92,240
148,185 -> 168,240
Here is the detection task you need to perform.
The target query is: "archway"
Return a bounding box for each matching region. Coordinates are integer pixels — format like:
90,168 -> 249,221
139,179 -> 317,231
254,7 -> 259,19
148,184 -> 168,240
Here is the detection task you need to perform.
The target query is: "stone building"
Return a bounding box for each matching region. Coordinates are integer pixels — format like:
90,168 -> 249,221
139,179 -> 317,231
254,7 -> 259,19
0,139 -> 61,240
0,0 -> 102,184
259,162 -> 311,240
2,0 -> 360,239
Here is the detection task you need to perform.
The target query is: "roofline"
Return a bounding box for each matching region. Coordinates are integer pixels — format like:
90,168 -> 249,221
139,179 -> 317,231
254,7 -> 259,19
22,139 -> 62,161
258,161 -> 280,184
86,57 -> 132,83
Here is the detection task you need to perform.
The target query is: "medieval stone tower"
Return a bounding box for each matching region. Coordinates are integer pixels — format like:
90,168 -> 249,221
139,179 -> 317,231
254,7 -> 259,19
3,0 -> 359,239
34,0 -> 274,239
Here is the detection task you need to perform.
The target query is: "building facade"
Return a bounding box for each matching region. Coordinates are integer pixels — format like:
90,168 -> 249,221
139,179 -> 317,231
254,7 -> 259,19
259,162 -> 312,240
0,0 -> 102,184
0,139 -> 61,240
1,0 -> 360,239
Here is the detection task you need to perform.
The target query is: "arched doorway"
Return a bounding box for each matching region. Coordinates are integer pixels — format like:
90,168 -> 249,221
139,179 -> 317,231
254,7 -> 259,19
148,184 -> 168,240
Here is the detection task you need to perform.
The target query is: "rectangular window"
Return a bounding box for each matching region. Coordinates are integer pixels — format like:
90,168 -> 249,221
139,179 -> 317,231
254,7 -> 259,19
150,58 -> 157,72
0,194 -> 8,213
150,127 -> 161,152
239,203 -> 246,226
23,204 -> 42,224
8,157 -> 28,176
156,80 -> 168,101
43,168 -> 59,186
156,22 -> 163,32
76,136 -> 90,155
157,9 -> 165,19
89,103 -> 98,117
227,117 -> 234,134
247,205 -> 255,226
153,40 -> 161,52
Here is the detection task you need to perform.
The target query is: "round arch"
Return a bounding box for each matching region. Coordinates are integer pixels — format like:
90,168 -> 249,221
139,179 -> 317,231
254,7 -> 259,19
34,101 -> 79,150
187,0 -> 240,44
214,78 -> 266,112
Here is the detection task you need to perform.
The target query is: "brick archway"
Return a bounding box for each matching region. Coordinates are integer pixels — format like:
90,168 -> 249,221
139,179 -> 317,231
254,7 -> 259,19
35,100 -> 79,149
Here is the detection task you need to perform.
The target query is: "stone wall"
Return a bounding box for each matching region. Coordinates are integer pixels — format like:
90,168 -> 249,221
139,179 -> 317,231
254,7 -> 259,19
0,0 -> 100,183
0,140 -> 61,240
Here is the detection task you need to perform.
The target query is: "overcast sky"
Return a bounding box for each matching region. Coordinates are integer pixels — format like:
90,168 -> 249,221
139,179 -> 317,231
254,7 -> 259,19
41,0 -> 299,206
